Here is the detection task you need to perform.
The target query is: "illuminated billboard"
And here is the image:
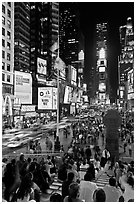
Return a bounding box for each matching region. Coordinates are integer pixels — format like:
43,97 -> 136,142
128,69 -> 134,94
37,57 -> 47,76
64,86 -> 72,104
99,66 -> 105,72
14,71 -> 32,104
99,82 -> 106,92
38,87 -> 57,110
71,66 -> 77,85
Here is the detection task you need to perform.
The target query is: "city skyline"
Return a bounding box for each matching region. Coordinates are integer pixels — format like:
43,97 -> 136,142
79,2 -> 134,98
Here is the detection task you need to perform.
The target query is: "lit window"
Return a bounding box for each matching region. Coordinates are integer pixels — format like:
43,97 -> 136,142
7,64 -> 10,71
7,53 -> 10,61
2,50 -> 5,58
7,31 -> 11,39
7,42 -> 11,50
2,62 -> 5,70
7,75 -> 10,82
2,39 -> 5,47
7,2 -> 11,7
2,28 -> 5,36
2,16 -> 5,25
7,9 -> 11,18
2,73 -> 5,81
7,20 -> 11,28
2,4 -> 5,13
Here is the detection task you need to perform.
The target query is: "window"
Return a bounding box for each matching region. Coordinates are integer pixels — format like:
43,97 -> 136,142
2,62 -> 5,70
2,16 -> 5,25
7,9 -> 11,18
7,2 -> 11,7
2,50 -> 5,58
7,20 -> 11,28
7,53 -> 10,61
2,73 -> 5,81
2,39 -> 5,47
7,75 -> 10,83
7,31 -> 11,39
2,4 -> 5,13
2,27 -> 5,36
7,64 -> 10,71
7,42 -> 11,50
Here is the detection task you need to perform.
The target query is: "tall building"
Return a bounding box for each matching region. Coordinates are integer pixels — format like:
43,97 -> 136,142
14,2 -> 30,72
95,22 -> 110,104
2,2 -> 14,125
30,2 -> 59,105
59,2 -> 80,67
118,17 -> 134,109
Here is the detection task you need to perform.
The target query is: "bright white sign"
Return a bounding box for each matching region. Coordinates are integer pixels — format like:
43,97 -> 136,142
99,66 -> 105,72
38,87 -> 57,110
14,71 -> 32,104
37,57 -> 47,75
64,86 -> 72,104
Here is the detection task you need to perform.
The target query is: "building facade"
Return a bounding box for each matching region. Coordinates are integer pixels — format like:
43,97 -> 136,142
95,22 -> 110,104
30,2 -> 59,105
118,17 -> 134,110
2,2 -> 14,126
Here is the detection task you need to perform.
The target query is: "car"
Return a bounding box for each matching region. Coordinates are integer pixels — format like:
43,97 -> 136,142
7,141 -> 22,148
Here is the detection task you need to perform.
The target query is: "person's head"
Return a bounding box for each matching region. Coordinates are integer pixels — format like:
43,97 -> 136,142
68,182 -> 80,199
50,193 -> 63,202
127,176 -> 134,188
109,177 -> 117,187
84,172 -> 93,182
93,188 -> 106,202
67,172 -> 75,181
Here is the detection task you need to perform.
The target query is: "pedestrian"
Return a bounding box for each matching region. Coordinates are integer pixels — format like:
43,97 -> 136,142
93,188 -> 106,202
128,143 -> 132,157
123,139 -> 127,153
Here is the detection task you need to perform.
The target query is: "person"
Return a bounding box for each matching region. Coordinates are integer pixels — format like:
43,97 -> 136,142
62,172 -> 75,200
103,176 -> 122,202
79,172 -> 98,202
14,172 -> 35,202
100,148 -> 110,168
93,188 -> 106,202
64,182 -> 83,202
123,176 -> 134,202
50,193 -> 63,202
79,160 -> 89,181
128,143 -> 132,157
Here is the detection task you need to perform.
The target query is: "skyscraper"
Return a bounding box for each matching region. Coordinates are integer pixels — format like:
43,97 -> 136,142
14,2 -> 30,72
30,2 -> 59,105
2,2 -> 14,125
59,2 -> 80,67
118,17 -> 134,109
95,22 -> 110,104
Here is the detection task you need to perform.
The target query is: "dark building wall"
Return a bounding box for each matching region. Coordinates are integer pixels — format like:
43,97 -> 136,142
14,2 -> 30,71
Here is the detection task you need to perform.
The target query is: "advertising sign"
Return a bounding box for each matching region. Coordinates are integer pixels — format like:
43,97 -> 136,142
71,66 -> 77,85
99,66 -> 105,72
64,86 -> 72,104
38,87 -> 57,110
99,82 -> 106,92
37,57 -> 47,76
128,69 -> 134,94
14,71 -> 32,104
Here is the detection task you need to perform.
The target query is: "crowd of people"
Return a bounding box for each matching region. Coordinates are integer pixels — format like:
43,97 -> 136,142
2,108 -> 134,202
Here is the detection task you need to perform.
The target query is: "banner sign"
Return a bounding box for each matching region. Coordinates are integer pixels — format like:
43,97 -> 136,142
38,87 -> 57,110
14,71 -> 32,104
37,57 -> 47,76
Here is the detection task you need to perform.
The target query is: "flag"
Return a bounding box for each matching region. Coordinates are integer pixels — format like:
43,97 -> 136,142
50,41 -> 59,52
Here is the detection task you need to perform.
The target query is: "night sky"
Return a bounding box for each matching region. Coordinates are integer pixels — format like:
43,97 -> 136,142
78,2 -> 134,98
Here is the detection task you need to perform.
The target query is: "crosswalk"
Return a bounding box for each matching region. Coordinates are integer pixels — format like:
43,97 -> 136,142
40,171 -> 110,202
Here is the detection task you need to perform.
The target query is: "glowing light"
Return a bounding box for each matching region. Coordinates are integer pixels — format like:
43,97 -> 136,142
99,48 -> 105,59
